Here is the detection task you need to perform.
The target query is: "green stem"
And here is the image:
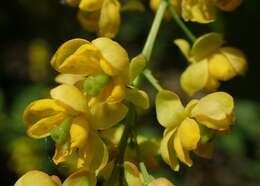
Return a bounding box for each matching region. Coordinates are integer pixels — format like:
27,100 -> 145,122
139,162 -> 154,184
133,0 -> 167,90
168,1 -> 196,43
108,104 -> 136,186
143,69 -> 163,91
142,0 -> 168,61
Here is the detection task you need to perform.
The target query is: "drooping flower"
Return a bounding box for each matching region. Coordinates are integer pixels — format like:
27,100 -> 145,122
150,0 -> 242,23
65,0 -> 121,38
23,84 -> 108,172
14,170 -> 97,186
14,170 -> 62,186
51,37 -> 129,129
175,32 -> 247,96
52,38 -> 150,129
156,90 -> 234,170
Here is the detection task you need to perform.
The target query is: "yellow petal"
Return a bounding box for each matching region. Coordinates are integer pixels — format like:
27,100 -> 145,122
92,37 -> 129,76
194,142 -> 214,159
50,84 -> 88,113
106,78 -> 126,104
180,60 -> 208,96
174,39 -> 191,60
173,135 -> 193,167
160,129 -> 180,171
83,130 -> 109,172
77,10 -> 100,32
98,0 -> 121,38
23,99 -> 67,128
184,99 -> 199,116
203,76 -> 220,92
215,0 -> 242,11
124,161 -> 144,186
63,170 -> 97,186
27,113 -> 66,138
70,116 -> 90,150
58,43 -> 101,74
177,118 -> 200,150
156,90 -> 185,128
99,124 -> 124,146
14,170 -> 58,186
89,102 -> 128,130
208,52 -> 236,81
220,47 -> 247,75
181,0 -> 215,23
51,39 -> 89,71
79,0 -> 103,11
149,178 -> 174,186
191,33 -> 224,61
191,92 -> 234,130
129,54 -> 146,82
55,74 -> 85,85
126,88 -> 149,109
53,141 -> 70,165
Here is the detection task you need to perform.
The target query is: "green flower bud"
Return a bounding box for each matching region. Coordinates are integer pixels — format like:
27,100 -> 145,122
50,117 -> 72,144
84,73 -> 111,96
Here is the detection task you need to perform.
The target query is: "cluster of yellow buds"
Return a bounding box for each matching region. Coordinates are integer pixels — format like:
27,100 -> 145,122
23,37 -> 149,175
150,0 -> 242,23
156,90 -> 234,170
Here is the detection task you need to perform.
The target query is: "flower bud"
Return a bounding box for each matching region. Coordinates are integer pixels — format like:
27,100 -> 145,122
148,178 -> 174,186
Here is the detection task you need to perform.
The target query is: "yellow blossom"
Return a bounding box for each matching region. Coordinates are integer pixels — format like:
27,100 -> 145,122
14,170 -> 61,186
175,33 -> 247,95
68,0 -> 120,38
51,38 -> 129,129
156,90 -> 234,170
150,0 -> 242,23
15,170 -> 97,186
23,84 -> 108,172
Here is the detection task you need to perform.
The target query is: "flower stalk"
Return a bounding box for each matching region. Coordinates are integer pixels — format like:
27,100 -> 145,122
168,1 -> 196,43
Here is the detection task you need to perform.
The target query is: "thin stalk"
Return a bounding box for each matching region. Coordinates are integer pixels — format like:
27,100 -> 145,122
142,0 -> 168,60
143,69 -> 163,91
107,104 -> 136,186
168,1 -> 196,43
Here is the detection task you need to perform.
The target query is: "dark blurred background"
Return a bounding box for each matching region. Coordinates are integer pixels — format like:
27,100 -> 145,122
1,0 -> 260,185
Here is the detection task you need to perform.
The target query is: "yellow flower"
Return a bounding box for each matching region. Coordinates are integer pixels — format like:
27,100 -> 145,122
71,0 -> 121,38
156,90 -> 234,170
14,170 -> 61,186
150,0 -> 242,23
150,0 -> 181,20
51,38 -> 129,129
175,33 -> 247,96
23,84 -> 108,172
15,170 -> 97,186
181,0 -> 242,23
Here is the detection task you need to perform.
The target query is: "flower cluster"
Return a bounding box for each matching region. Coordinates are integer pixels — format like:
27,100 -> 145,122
156,90 -> 234,170
23,37 -> 149,175
16,0 -> 248,184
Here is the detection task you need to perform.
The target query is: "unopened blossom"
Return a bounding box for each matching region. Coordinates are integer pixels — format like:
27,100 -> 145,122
23,84 -> 108,171
175,32 -> 247,96
156,90 -> 234,170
